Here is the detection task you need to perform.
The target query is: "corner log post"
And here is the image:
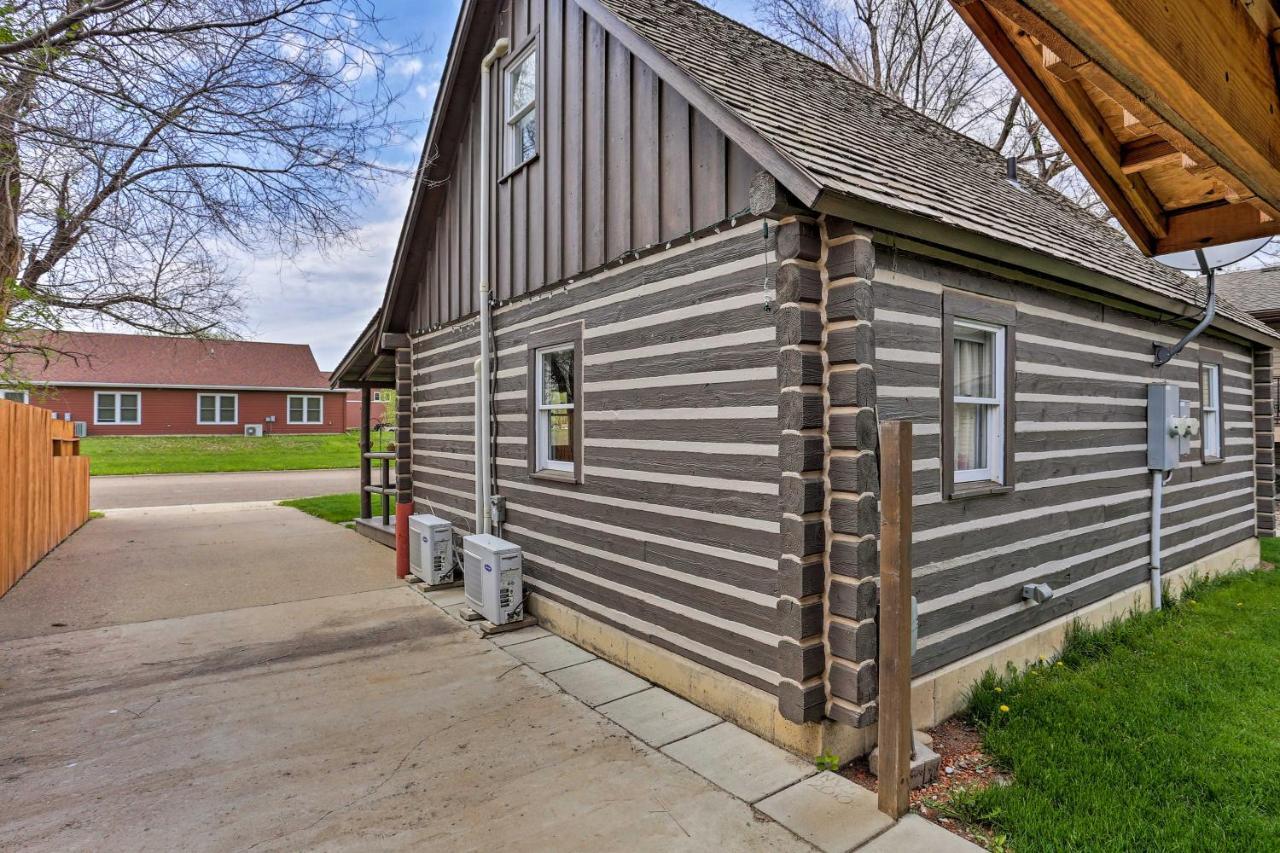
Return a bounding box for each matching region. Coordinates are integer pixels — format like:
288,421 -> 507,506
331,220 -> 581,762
394,345 -> 413,580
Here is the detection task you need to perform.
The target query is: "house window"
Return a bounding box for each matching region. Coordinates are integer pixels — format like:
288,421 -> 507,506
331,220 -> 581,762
942,290 -> 1016,498
197,393 -> 238,425
504,45 -> 537,171
2,390 -> 28,403
1200,361 -> 1222,461
95,391 -> 141,425
288,395 -> 323,424
526,323 -> 583,481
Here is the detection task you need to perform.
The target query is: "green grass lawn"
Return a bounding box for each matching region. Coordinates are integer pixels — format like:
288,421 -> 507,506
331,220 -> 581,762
961,549 -> 1280,851
279,492 -> 361,524
81,431 -> 376,475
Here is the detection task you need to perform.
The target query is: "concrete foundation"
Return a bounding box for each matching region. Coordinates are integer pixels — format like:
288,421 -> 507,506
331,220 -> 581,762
868,737 -> 941,789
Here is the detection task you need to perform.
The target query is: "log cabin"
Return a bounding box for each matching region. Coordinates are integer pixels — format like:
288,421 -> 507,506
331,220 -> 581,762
332,0 -> 1278,757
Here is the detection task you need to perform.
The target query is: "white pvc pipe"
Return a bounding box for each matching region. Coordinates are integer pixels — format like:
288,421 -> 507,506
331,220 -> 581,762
1150,470 -> 1163,610
475,37 -> 510,535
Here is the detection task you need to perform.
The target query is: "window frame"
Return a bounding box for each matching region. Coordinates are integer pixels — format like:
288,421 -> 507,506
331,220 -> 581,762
1198,353 -> 1223,464
287,394 -> 324,425
94,390 -> 142,425
501,36 -> 539,177
941,290 -> 1016,500
2,389 -> 29,404
526,322 -> 583,483
196,392 -> 239,425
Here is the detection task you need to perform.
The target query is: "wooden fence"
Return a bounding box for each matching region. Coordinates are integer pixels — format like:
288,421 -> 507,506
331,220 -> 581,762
1,399 -> 90,598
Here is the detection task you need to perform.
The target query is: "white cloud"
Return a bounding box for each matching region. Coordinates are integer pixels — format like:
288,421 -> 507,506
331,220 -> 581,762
394,56 -> 425,76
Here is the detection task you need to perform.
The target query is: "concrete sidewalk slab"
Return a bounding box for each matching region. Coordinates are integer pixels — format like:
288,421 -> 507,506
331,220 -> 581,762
91,468 -> 360,509
548,658 -> 650,707
504,634 -> 596,673
0,587 -> 809,852
859,814 -> 986,852
756,772 -> 895,852
662,722 -> 816,803
0,502 -> 396,642
423,586 -> 466,607
489,625 -> 550,647
598,687 -> 721,747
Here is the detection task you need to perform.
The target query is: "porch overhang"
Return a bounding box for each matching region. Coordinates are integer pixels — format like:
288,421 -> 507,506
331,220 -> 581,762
330,311 -> 399,389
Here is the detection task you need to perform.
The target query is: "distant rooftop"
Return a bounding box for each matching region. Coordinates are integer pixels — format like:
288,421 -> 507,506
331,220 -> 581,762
1214,266 -> 1280,316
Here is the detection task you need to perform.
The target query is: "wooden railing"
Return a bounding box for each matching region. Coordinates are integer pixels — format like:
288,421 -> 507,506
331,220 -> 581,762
1,400 -> 90,598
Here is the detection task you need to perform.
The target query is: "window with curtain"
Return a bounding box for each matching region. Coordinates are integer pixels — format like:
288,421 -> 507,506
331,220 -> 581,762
1200,362 -> 1221,460
536,344 -> 575,472
952,320 -> 1006,485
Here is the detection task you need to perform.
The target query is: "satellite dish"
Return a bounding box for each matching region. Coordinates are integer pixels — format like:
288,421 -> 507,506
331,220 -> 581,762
1154,236 -> 1272,273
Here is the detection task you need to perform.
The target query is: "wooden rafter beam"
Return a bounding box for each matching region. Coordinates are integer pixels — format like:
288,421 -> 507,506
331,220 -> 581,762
1004,0 -> 1280,216
1159,200 -> 1278,254
1120,137 -> 1194,174
952,0 -> 1159,251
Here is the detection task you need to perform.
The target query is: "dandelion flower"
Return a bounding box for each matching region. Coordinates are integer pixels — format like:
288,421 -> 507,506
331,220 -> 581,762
1237,602 -> 1244,608
1055,661 -> 1064,668
995,686 -> 1003,694
999,705 -> 1010,713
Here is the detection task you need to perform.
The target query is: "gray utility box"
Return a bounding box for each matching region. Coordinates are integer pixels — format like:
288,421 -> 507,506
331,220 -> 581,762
1147,382 -> 1180,471
408,514 -> 455,585
463,534 -> 523,625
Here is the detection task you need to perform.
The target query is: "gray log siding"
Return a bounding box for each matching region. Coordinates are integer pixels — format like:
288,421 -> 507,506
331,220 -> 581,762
410,0 -> 763,335
868,248 -> 1260,676
411,225 -> 785,693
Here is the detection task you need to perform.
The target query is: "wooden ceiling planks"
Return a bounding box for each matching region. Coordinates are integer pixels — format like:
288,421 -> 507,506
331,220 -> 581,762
953,0 -> 1280,255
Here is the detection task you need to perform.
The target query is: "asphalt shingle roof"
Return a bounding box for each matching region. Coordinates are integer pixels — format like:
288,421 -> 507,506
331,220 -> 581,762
12,331 -> 332,389
1214,267 -> 1280,315
596,0 -> 1278,341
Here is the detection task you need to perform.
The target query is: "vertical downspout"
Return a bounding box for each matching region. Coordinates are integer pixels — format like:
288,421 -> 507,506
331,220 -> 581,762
476,37 -> 510,535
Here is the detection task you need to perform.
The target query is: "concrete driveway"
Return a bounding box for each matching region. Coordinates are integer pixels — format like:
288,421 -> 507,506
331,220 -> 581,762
90,468 -> 360,510
0,504 -> 810,851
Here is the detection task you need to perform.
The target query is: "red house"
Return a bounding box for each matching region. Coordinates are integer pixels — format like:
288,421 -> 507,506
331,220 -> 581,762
6,332 -> 347,436
321,372 -> 389,431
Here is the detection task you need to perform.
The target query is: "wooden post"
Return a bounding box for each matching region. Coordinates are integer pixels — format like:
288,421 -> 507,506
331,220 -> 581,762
877,419 -> 913,820
359,386 -> 372,521
394,347 -> 412,580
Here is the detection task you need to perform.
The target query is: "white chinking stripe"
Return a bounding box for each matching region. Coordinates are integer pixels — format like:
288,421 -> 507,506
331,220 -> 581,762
497,477 -> 778,532
518,552 -> 778,646
583,437 -> 778,456
585,289 -> 772,341
1015,444 -> 1144,462
876,386 -> 937,398
1015,421 -> 1145,432
918,500 -> 1254,616
876,309 -> 941,328
522,575 -> 779,686
1016,392 -> 1146,408
587,405 -> 777,421
585,327 -> 775,366
582,465 -> 778,495
916,486 -> 1254,580
918,518 -> 1257,649
505,522 -> 776,609
583,366 -> 774,392
509,501 -> 775,571
876,348 -> 941,365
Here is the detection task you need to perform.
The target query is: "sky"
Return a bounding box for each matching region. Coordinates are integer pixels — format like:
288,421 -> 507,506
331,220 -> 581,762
239,0 -> 762,370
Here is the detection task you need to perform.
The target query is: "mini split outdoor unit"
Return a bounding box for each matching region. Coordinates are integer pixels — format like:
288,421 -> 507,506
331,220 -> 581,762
243,424 -> 263,437
408,513 -> 455,585
463,534 -> 523,625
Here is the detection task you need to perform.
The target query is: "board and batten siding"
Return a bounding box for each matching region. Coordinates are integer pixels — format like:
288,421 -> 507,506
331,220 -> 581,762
410,225 -> 783,692
872,251 -> 1258,676
410,0 -> 761,333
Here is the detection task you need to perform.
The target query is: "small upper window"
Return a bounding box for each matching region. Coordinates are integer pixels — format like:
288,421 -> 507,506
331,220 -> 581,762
536,344 -> 575,472
952,320 -> 1006,484
505,47 -> 537,170
288,395 -> 323,424
96,392 -> 141,425
1200,362 -> 1222,461
198,393 -> 237,425
2,390 -> 28,403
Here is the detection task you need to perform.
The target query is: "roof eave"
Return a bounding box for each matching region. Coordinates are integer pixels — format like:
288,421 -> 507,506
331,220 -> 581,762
815,190 -> 1280,349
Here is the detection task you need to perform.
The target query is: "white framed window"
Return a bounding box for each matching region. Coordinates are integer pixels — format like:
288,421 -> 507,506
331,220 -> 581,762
197,393 -> 238,425
95,391 -> 141,425
288,394 -> 323,424
2,389 -> 28,403
1200,362 -> 1222,461
951,320 -> 1006,485
535,344 -> 575,472
504,44 -> 538,171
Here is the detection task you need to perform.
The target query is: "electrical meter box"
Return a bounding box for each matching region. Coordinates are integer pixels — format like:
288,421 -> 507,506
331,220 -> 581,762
1148,382 -> 1196,471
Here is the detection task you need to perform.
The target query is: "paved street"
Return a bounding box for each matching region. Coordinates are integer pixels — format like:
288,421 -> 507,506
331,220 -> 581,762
90,468 -> 360,509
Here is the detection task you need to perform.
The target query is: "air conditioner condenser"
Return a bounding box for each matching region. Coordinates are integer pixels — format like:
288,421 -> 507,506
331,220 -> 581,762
463,534 -> 523,625
408,514 -> 455,585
